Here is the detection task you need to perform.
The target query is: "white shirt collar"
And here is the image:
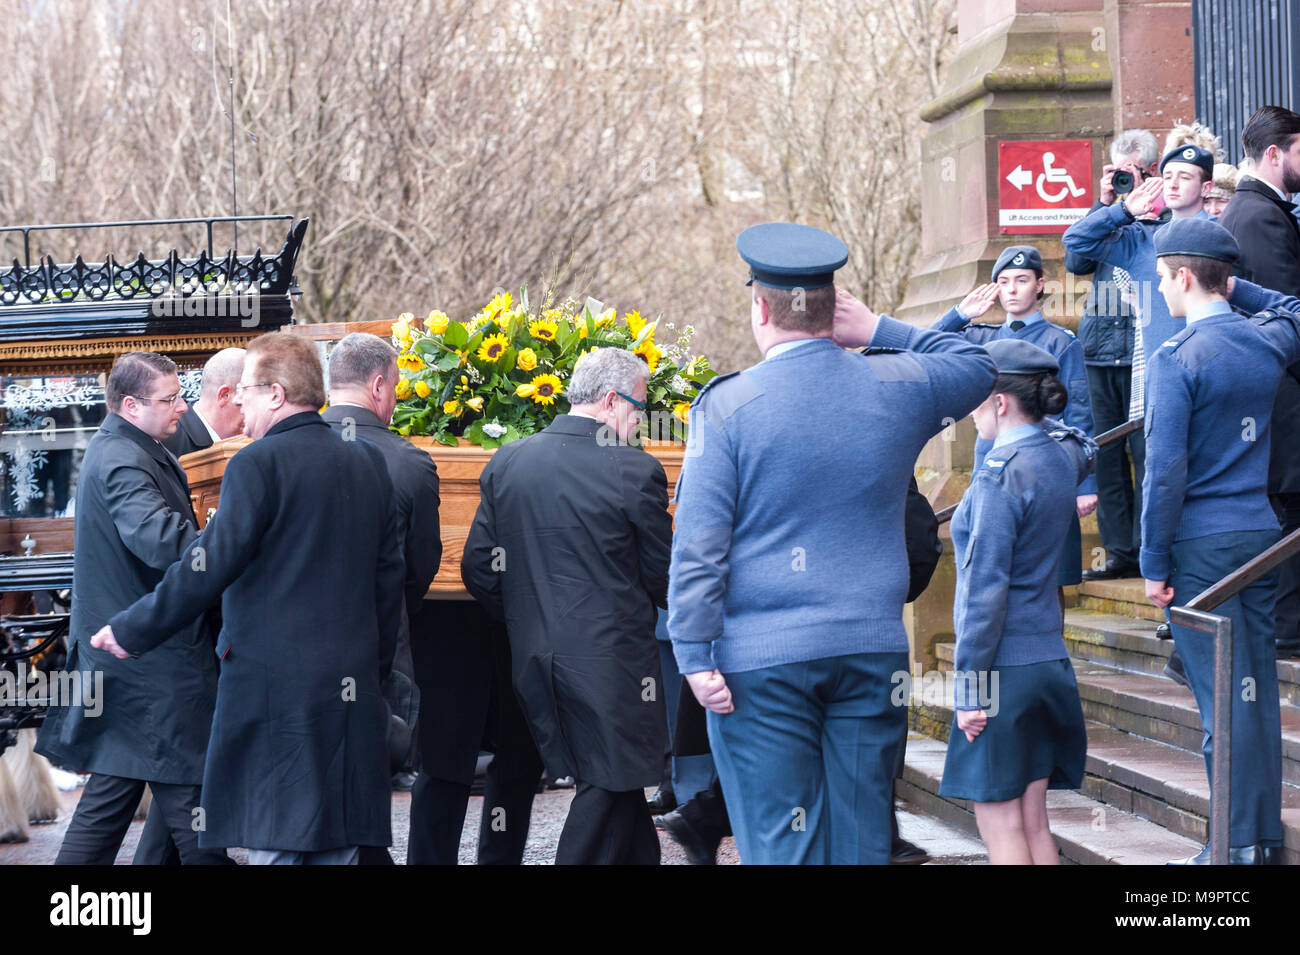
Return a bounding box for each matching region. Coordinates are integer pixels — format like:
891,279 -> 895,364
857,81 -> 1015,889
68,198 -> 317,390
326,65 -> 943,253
764,338 -> 823,360
568,410 -> 600,422
1242,171 -> 1291,201
191,405 -> 221,443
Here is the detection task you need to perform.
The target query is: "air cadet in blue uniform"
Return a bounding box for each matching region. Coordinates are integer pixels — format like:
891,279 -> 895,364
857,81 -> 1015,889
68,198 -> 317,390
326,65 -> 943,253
938,339 -> 1095,865
931,246 -> 1097,587
1141,217 -> 1296,865
668,222 -> 996,864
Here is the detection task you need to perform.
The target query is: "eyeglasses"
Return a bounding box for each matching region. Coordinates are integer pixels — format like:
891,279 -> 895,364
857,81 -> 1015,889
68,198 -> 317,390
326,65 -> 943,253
131,392 -> 183,407
235,382 -> 274,399
615,391 -> 646,410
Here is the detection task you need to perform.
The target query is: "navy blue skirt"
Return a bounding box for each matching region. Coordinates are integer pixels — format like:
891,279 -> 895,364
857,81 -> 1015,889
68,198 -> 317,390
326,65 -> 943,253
1056,514 -> 1082,586
939,658 -> 1086,803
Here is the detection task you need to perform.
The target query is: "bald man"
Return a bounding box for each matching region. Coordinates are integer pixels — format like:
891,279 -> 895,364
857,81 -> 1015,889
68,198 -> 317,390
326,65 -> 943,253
162,348 -> 246,458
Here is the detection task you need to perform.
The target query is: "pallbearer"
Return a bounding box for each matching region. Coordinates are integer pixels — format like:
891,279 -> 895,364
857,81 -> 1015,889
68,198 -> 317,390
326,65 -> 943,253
669,222 -> 996,864
1142,218 -> 1295,864
938,339 -> 1095,865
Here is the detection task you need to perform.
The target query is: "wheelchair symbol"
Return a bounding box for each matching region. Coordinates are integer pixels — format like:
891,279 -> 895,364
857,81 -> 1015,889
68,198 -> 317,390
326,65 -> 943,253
1036,152 -> 1086,203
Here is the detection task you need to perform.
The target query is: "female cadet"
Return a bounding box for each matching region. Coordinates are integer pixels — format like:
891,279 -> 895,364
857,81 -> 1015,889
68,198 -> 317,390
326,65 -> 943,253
938,339 -> 1096,865
932,247 -> 1097,600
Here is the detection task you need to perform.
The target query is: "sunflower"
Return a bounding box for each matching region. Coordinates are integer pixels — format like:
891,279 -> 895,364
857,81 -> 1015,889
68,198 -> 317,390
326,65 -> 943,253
517,347 -> 538,372
624,310 -> 647,338
397,352 -> 424,372
486,291 -> 512,317
633,339 -> 662,374
516,373 -> 563,406
395,379 -> 412,400
477,333 -> 509,363
414,380 -> 431,399
529,319 -> 558,342
426,310 -> 450,334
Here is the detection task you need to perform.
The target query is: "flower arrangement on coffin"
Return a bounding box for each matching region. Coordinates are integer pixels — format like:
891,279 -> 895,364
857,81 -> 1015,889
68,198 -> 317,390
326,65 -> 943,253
388,291 -> 717,448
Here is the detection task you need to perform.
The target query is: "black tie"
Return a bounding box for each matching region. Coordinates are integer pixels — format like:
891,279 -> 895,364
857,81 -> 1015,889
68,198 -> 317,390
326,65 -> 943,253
1010,320 -> 1025,332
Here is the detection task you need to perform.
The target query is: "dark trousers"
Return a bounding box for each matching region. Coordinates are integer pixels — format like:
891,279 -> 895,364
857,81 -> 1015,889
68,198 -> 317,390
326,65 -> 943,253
1270,493 -> 1300,648
407,601 -> 544,865
1087,363 -> 1144,567
1169,530 -> 1284,848
555,783 -> 660,865
57,773 -> 229,866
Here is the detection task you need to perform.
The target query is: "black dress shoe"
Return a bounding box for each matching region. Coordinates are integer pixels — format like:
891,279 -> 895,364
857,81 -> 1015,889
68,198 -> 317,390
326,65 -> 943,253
1156,623 -> 1172,639
890,838 -> 931,865
1082,558 -> 1142,581
658,807 -> 721,865
1168,843 -> 1281,865
1163,649 -> 1189,688
646,787 -> 676,815
391,771 -> 417,792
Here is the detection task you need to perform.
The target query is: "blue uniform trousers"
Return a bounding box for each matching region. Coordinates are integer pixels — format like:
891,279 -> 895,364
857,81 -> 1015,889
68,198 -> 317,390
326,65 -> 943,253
1169,529 -> 1284,848
706,651 -> 908,864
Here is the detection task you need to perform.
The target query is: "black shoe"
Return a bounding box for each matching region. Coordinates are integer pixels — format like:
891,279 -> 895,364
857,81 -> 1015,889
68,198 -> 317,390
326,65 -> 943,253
1168,843 -> 1282,865
658,807 -> 721,865
1155,623 -> 1172,640
1163,649 -> 1189,688
1082,558 -> 1141,581
890,838 -> 931,865
647,787 -> 676,815
391,771 -> 417,792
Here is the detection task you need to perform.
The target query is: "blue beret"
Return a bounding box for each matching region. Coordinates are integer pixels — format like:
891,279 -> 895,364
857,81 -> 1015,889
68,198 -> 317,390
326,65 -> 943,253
1153,217 -> 1239,263
1160,143 -> 1215,179
986,339 -> 1059,376
991,245 -> 1042,280
737,222 -> 848,290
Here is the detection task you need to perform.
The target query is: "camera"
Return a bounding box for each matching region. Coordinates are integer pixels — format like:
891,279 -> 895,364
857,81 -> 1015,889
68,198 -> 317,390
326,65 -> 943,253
1112,170 -> 1137,195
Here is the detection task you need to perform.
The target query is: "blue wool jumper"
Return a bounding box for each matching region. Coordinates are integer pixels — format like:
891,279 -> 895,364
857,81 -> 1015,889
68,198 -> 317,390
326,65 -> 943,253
1139,297 -> 1300,580
950,423 -> 1096,708
668,317 -> 997,675
932,306 -> 1097,495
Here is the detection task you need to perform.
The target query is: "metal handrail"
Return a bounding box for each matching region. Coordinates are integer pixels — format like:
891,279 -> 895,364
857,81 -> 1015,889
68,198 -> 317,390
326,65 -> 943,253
0,215 -> 294,267
933,415 -> 1144,525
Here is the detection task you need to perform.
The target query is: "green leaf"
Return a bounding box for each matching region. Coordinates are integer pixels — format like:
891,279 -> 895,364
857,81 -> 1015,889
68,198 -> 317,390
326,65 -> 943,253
441,322 -> 468,350
435,351 -> 462,371
432,431 -> 459,446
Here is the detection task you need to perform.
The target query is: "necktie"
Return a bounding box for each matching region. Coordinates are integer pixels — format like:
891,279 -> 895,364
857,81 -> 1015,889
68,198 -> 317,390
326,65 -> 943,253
1010,320 -> 1025,332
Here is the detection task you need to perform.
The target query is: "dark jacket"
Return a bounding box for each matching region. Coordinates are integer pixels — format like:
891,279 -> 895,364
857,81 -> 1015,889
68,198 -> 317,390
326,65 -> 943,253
1220,176 -> 1300,494
461,414 -> 672,792
323,404 -> 441,769
108,412 -> 405,852
160,407 -> 215,458
35,414 -> 216,784
1064,202 -> 1137,367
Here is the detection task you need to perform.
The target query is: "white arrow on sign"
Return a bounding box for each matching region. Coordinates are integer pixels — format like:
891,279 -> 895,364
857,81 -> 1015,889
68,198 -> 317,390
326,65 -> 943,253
1005,165 -> 1034,191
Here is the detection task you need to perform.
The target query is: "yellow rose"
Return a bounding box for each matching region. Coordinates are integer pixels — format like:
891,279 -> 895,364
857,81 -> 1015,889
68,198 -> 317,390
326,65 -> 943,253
444,399 -> 461,415
414,380 -> 431,399
395,379 -> 412,400
516,382 -> 537,398
673,401 -> 691,422
466,396 -> 484,412
426,310 -> 450,335
517,348 -> 538,372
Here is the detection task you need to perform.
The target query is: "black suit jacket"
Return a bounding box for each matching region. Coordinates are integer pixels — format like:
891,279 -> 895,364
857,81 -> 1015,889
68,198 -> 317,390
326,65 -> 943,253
323,404 -> 441,767
160,407 -> 215,458
109,412 -> 405,852
462,415 -> 672,791
1221,177 -> 1300,492
35,414 -> 216,784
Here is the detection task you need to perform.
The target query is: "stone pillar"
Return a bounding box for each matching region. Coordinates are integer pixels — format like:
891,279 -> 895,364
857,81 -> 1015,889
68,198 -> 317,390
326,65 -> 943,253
1104,0 -> 1195,142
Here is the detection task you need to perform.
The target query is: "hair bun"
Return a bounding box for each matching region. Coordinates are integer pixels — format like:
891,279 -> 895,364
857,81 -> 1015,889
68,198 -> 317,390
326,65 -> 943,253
1038,376 -> 1068,416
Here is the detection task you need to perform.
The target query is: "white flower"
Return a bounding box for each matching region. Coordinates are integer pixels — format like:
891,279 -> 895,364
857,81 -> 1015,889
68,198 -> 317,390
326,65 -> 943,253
483,422 -> 507,439
671,375 -> 687,392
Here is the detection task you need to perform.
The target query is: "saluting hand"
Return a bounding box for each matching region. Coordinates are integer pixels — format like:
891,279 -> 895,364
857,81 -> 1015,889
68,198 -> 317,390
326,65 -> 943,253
90,624 -> 131,660
1123,176 -> 1164,219
685,668 -> 735,715
831,288 -> 879,349
1145,578 -> 1175,610
956,283 -> 1001,321
956,708 -> 987,743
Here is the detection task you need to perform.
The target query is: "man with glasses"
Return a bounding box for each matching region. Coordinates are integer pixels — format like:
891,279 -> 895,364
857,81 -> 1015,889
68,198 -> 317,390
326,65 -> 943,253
462,347 -> 672,864
91,333 -> 404,865
37,351 -> 230,864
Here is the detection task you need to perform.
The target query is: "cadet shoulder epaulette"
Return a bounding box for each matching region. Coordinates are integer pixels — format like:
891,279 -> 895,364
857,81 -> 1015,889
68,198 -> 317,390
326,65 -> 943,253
692,369 -> 764,424
690,370 -> 741,405
1253,307 -> 1300,325
982,446 -> 1019,475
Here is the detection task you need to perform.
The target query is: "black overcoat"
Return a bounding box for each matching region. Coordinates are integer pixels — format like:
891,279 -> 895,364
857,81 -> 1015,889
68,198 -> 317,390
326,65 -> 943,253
36,414 -> 215,784
160,407 -> 214,458
461,414 -> 672,792
1220,178 -> 1300,493
108,412 -> 405,852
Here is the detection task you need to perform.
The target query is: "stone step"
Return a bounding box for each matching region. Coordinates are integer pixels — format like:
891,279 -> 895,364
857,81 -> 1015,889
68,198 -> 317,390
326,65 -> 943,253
1064,609 -> 1300,705
900,734 -> 1205,865
907,687 -> 1300,864
1076,577 -> 1166,622
932,642 -> 1300,785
